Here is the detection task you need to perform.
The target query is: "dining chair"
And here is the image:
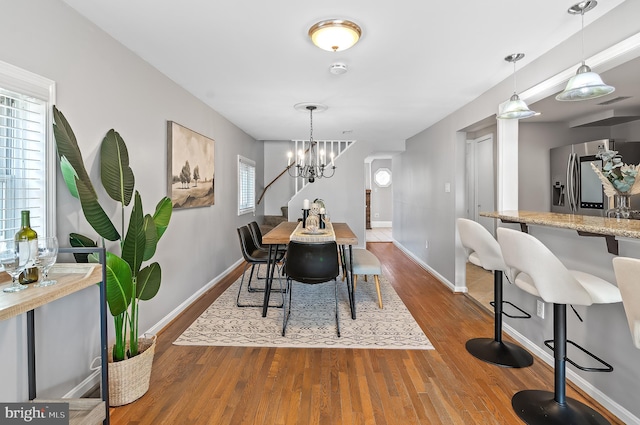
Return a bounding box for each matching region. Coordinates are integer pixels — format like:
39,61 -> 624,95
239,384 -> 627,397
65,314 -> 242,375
612,257 -> 640,349
248,221 -> 269,252
497,227 -> 621,425
236,225 -> 284,308
282,241 -> 341,337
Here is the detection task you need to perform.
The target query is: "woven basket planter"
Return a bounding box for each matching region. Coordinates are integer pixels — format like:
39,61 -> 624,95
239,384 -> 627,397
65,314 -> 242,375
108,335 -> 156,406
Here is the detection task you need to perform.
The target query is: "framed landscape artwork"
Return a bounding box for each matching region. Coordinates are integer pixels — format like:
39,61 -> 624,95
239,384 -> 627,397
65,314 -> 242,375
167,121 -> 215,209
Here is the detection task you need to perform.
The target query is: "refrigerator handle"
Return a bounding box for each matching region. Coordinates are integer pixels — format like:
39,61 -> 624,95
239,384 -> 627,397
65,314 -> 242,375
566,154 -> 574,211
569,153 -> 579,212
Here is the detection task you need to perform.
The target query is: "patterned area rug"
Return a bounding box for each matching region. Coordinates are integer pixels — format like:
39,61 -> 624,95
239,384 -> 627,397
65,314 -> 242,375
174,272 -> 434,350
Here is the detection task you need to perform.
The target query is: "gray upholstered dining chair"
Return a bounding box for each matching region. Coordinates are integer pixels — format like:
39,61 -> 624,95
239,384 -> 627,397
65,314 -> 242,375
612,257 -> 640,349
282,240 -> 341,337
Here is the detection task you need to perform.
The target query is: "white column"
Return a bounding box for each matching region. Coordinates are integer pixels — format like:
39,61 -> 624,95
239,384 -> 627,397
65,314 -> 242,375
496,104 -> 519,212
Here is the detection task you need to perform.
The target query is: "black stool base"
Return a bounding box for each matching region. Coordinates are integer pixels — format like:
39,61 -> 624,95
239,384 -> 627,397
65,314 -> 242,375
512,390 -> 610,425
465,338 -> 533,368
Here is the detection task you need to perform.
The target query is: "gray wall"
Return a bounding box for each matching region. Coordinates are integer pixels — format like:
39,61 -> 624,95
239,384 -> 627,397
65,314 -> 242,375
0,0 -> 263,401
394,1 -> 640,422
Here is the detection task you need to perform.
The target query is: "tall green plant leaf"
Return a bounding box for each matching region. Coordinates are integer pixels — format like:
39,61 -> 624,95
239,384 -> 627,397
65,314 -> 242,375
142,215 -> 158,261
100,129 -> 135,206
52,106 -> 97,199
121,192 -> 146,276
69,233 -> 97,263
153,197 -> 173,240
137,262 -> 161,300
59,156 -> 79,199
77,178 -> 120,241
105,252 -> 133,317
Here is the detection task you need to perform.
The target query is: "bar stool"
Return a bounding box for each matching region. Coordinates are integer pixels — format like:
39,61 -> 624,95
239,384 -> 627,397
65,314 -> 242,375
457,218 -> 533,368
497,227 -> 621,425
612,257 -> 640,349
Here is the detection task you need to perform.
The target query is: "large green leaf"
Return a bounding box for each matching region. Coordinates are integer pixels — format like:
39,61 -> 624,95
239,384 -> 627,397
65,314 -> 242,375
59,156 -> 79,199
153,197 -> 173,240
142,214 -> 158,261
137,262 -> 161,300
121,192 -> 145,276
104,252 -> 133,317
69,233 -> 97,263
52,106 -> 97,199
100,129 -> 134,207
77,178 -> 120,241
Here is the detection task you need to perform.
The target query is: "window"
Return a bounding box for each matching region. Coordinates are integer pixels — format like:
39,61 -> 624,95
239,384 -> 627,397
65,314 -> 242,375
374,168 -> 392,187
0,61 -> 55,240
237,155 -> 255,215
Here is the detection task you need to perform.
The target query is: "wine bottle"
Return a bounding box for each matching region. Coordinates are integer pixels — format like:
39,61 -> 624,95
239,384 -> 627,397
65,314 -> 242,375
16,210 -> 38,284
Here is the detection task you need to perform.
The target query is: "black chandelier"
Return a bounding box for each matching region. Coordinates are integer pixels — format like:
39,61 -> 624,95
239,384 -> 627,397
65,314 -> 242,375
287,105 -> 336,183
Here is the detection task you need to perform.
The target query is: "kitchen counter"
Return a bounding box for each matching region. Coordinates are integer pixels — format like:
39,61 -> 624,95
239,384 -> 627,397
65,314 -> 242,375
479,210 -> 640,254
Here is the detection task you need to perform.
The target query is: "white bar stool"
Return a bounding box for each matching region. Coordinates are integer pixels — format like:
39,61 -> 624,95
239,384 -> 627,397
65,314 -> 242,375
457,218 -> 533,368
497,227 -> 621,425
612,257 -> 640,349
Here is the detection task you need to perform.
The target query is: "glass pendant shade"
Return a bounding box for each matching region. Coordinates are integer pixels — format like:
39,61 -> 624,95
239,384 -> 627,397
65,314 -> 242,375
309,20 -> 361,52
556,64 -> 615,101
498,93 -> 537,119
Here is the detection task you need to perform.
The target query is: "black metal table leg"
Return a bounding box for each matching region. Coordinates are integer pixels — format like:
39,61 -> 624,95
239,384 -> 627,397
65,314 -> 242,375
344,245 -> 356,319
262,244 -> 277,317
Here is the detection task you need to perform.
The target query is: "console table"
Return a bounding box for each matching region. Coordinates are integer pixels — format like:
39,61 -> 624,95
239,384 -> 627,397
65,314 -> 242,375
0,247 -> 109,425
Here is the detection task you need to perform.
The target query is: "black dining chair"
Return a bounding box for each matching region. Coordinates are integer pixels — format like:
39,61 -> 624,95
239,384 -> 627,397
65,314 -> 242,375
248,221 -> 269,252
282,241 -> 341,337
236,225 -> 284,308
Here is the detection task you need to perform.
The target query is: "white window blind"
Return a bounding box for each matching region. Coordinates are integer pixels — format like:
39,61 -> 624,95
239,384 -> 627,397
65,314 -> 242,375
0,60 -> 55,241
237,155 -> 255,215
0,88 -> 46,240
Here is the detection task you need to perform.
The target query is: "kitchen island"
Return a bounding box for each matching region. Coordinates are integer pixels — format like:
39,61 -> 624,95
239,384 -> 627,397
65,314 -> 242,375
479,210 -> 640,254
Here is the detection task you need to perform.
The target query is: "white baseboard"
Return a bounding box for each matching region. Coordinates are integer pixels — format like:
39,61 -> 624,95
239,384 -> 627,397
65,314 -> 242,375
65,258 -> 244,399
392,241 -> 465,292
371,221 -> 392,228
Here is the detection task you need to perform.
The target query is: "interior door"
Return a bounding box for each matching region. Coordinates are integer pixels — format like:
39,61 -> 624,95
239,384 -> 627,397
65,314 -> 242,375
467,135 -> 495,236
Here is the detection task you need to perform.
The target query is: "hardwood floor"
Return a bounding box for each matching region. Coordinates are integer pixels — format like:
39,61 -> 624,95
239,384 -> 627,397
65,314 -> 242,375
108,242 -> 622,424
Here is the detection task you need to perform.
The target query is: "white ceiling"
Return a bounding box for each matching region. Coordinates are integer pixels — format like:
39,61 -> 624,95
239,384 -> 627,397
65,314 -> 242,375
60,0 -> 628,146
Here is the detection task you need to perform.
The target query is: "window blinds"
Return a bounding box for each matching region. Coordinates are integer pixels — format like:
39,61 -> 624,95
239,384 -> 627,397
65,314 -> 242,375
0,88 -> 45,240
238,155 -> 255,215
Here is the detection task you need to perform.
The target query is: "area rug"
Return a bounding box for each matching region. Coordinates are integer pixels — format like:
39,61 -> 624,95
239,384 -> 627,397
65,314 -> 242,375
174,273 -> 434,350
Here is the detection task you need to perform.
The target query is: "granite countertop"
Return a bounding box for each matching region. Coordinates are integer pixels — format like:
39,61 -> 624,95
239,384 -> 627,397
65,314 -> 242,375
479,210 -> 640,239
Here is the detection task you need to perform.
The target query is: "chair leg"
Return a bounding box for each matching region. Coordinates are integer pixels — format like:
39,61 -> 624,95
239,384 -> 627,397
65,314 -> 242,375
282,279 -> 292,336
465,270 -> 534,368
353,274 -> 358,291
238,262 -> 284,308
374,275 -> 383,309
511,303 -> 611,425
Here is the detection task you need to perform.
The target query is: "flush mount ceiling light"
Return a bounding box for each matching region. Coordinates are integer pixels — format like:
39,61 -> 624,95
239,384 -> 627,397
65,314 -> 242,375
556,1 -> 615,101
497,53 -> 537,120
308,19 -> 361,52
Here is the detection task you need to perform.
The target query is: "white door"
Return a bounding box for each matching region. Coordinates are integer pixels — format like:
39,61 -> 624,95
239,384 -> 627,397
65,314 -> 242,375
467,135 -> 495,236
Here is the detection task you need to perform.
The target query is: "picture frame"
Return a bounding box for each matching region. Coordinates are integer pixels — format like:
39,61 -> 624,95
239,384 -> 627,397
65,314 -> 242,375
167,121 -> 215,209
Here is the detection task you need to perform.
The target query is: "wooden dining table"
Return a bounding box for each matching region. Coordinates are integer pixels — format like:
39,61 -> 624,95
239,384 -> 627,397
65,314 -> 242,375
261,221 -> 358,319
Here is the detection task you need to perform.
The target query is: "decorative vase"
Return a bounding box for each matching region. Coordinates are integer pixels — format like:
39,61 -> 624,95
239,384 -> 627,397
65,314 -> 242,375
607,192 -> 632,219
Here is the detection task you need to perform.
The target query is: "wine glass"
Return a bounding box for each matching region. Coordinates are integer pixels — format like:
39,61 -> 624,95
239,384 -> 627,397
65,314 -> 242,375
1,238 -> 31,293
34,236 -> 58,287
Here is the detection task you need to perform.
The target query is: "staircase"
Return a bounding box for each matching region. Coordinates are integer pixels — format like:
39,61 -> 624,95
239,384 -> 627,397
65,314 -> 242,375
290,140 -> 355,195
261,206 -> 288,234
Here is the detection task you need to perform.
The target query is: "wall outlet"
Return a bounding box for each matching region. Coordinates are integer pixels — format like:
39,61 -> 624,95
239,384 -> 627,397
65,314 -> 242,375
536,300 -> 545,319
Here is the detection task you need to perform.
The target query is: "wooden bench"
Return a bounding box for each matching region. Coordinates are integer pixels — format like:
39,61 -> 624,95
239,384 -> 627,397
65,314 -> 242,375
345,248 -> 383,309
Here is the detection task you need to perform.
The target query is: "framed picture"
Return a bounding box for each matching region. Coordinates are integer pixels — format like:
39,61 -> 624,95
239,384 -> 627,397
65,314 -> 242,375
167,121 -> 215,209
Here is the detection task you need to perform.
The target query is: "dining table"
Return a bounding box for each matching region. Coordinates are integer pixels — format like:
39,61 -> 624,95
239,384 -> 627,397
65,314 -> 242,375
261,221 -> 359,319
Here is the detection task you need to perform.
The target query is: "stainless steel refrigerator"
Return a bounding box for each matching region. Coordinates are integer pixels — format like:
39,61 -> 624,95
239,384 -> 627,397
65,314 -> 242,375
550,139 -> 640,216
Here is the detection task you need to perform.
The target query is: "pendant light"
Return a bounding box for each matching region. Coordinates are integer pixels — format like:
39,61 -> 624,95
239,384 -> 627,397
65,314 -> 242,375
556,1 -> 614,101
497,53 -> 537,120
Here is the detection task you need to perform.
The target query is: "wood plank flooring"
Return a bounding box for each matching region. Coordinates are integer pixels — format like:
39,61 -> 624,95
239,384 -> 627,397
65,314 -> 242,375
108,242 -> 622,424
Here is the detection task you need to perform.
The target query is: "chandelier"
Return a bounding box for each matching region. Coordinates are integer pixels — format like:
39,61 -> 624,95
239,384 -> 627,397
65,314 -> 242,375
287,105 -> 336,183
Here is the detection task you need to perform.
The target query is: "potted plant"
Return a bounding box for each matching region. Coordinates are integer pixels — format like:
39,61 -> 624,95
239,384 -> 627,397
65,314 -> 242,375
52,106 -> 172,405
